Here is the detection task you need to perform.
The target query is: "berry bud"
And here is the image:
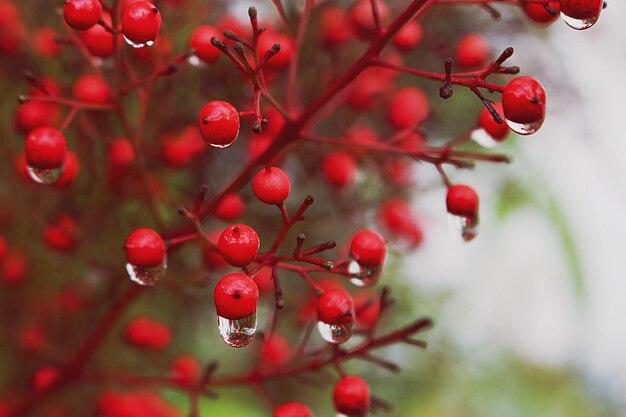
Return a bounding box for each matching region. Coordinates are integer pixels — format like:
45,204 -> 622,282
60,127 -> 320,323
218,224 -> 260,267
214,272 -> 259,320
333,376 -> 370,417
63,0 -> 103,31
199,100 -> 240,148
273,402 -> 314,417
446,184 -> 479,217
253,166 -> 291,205
124,227 -> 166,269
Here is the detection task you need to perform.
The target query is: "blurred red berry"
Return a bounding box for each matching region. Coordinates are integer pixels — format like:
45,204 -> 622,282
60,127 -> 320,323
125,316 -> 171,350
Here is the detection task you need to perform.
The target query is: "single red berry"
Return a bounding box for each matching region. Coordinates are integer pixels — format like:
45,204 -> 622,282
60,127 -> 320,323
109,138 -> 136,167
383,158 -> 414,187
446,184 -> 479,217
354,291 -> 381,329
122,2 -> 162,46
456,34 -> 491,68
15,101 -> 61,135
198,100 -> 240,148
213,193 -> 245,221
73,74 -> 111,104
273,402 -> 314,417
560,0 -> 603,22
322,151 -> 357,188
32,28 -> 62,58
387,87 -> 430,129
257,29 -> 293,70
218,224 -> 260,267
479,102 -> 510,140
317,289 -> 355,326
79,17 -> 115,57
253,166 -> 291,205
349,0 -> 390,39
261,334 -> 293,367
190,25 -> 221,64
393,21 -> 423,50
63,0 -> 103,31
350,229 -> 386,268
214,272 -> 259,320
170,354 -> 201,386
43,215 -> 79,252
124,227 -> 166,268
160,126 -> 205,167
25,127 -> 67,170
252,266 -> 274,295
320,6 -> 352,47
2,248 -> 27,284
125,316 -> 171,350
502,76 -> 546,131
380,198 -> 423,247
32,366 -> 58,391
0,0 -> 25,54
333,376 -> 370,417
521,0 -> 560,24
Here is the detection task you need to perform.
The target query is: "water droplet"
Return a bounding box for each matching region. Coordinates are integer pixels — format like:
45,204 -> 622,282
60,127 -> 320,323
218,313 -> 257,348
27,165 -> 64,184
561,12 -> 599,30
347,257 -> 382,287
126,258 -> 167,286
448,214 -> 479,242
317,321 -> 353,344
123,35 -> 154,49
504,118 -> 543,135
187,54 -> 208,68
208,142 -> 233,149
471,128 -> 501,148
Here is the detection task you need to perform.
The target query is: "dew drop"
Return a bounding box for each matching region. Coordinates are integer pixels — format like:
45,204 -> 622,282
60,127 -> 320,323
123,35 -> 152,49
317,321 -> 353,344
448,214 -> 479,242
187,54 -> 208,68
347,257 -> 382,287
217,313 -> 257,348
561,12 -> 599,30
471,128 -> 502,148
27,165 -> 64,184
504,118 -> 543,135
126,258 -> 167,286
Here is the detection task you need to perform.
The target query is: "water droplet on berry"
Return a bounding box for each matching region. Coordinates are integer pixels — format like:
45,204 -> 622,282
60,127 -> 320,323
317,321 -> 353,344
123,35 -> 154,49
125,258 -> 167,286
504,118 -> 543,135
347,257 -> 382,287
187,54 -> 208,68
27,165 -> 64,184
447,214 -> 479,242
471,128 -> 501,148
560,12 -> 599,30
217,313 -> 257,348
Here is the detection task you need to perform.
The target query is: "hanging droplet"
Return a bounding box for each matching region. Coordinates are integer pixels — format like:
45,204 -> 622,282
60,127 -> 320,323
123,35 -> 154,49
126,257 -> 167,286
187,54 -> 208,68
471,128 -> 501,148
561,12 -> 599,30
347,257 -> 382,287
448,214 -> 479,242
317,321 -> 353,344
217,313 -> 257,348
505,118 -> 543,135
27,165 -> 64,184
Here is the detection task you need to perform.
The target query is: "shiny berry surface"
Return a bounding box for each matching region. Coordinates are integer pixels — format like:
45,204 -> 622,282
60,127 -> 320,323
63,0 -> 102,31
214,272 -> 259,320
502,76 -> 546,125
25,127 -> 67,169
333,376 -> 370,417
456,34 -> 491,68
446,184 -> 479,216
122,2 -> 162,44
349,229 -> 386,268
124,227 -> 166,268
317,289 -> 355,325
253,166 -> 291,205
73,74 -> 111,104
218,224 -> 260,267
198,100 -> 240,147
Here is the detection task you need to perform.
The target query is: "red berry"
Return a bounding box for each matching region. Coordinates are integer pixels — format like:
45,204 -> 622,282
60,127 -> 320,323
15,101 -> 61,136
521,0 -> 560,24
387,87 -> 430,129
64,0 -> 103,31
109,139 -> 136,167
190,25 -> 221,64
333,376 -> 370,417
122,2 -> 162,46
320,6 -> 352,47
43,215 -> 79,252
252,266 -> 274,295
170,354 -> 201,386
502,76 -> 546,131
446,184 -> 479,217
322,151 -> 357,188
354,291 -> 381,329
253,166 -> 291,205
257,29 -> 293,70
32,366 -> 58,391
560,0 -> 602,22
317,289 -> 355,326
218,224 -> 260,267
393,21 -> 423,50
98,391 -> 181,417
160,126 -> 205,167
380,199 -> 423,247
25,127 -> 67,170
349,0 -> 390,40
350,229 -> 386,268
261,334 -> 293,367
456,34 -> 491,68
2,248 -> 27,284
124,228 -> 166,268
73,74 -> 111,104
212,193 -> 245,221
273,402 -> 314,417
478,102 -> 510,140
79,17 -> 115,57
32,28 -> 62,58
199,100 -> 240,148
214,272 -> 259,320
125,316 -> 171,350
